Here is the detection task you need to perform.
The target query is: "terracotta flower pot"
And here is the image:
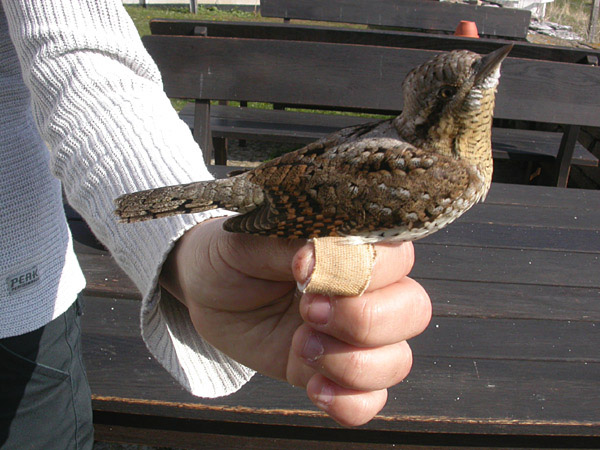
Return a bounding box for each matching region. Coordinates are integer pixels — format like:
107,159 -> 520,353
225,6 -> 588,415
454,20 -> 479,38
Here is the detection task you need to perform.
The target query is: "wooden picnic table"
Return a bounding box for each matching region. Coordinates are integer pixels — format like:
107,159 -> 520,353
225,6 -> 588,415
77,179 -> 600,449
260,0 -> 532,40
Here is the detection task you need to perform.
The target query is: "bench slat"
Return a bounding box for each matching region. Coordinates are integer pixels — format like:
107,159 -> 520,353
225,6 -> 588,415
83,296 -> 600,438
179,104 -> 598,166
150,19 -> 600,64
261,0 -> 531,40
143,35 -> 600,186
144,36 -> 600,129
80,183 -> 600,444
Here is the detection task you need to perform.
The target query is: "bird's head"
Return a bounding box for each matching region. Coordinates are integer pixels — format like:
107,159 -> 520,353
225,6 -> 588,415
396,45 -> 512,173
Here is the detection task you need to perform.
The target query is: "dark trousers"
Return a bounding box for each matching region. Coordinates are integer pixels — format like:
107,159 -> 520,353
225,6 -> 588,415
0,299 -> 94,449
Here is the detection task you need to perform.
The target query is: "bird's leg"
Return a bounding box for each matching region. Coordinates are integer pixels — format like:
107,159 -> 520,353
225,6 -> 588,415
299,237 -> 376,297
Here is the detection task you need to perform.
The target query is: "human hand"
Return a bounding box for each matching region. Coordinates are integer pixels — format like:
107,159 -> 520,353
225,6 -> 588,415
160,217 -> 431,426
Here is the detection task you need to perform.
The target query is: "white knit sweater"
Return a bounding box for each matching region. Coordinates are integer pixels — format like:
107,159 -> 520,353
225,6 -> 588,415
0,0 -> 254,397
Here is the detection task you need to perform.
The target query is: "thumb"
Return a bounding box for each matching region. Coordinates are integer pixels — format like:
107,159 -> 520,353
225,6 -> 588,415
210,217 -> 307,282
168,217 -> 306,312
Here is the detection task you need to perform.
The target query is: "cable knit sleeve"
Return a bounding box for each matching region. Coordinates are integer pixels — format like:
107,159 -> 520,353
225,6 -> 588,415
1,0 -> 255,397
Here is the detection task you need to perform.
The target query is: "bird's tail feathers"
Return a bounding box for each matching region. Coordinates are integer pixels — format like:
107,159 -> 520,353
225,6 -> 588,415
114,177 -> 261,223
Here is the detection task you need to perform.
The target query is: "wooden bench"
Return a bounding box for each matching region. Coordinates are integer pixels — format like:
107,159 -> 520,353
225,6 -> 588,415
142,35 -> 599,187
149,18 -> 600,65
260,0 -> 532,40
75,181 -> 600,448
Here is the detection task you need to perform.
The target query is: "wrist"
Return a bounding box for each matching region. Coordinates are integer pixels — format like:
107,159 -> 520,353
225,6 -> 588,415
159,218 -> 222,306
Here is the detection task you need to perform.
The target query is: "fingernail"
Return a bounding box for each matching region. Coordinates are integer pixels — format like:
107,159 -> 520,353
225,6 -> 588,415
314,382 -> 334,408
297,278 -> 311,294
295,244 -> 315,293
302,332 -> 324,362
305,294 -> 331,325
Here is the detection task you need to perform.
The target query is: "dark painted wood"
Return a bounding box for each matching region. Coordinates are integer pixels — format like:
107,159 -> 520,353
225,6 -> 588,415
79,183 -> 600,446
149,19 -> 600,64
457,202 -> 599,230
143,36 -> 600,128
83,296 -> 600,437
484,182 -> 600,206
260,0 -> 531,40
82,296 -> 599,363
422,222 -> 600,252
78,251 -> 140,300
554,125 -> 581,187
412,243 -> 599,288
96,419 -> 513,450
142,35 -> 599,184
193,100 -> 212,165
178,104 -> 598,166
422,279 -> 600,321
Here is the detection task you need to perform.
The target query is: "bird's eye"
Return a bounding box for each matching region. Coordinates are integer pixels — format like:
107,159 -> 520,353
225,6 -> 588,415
438,86 -> 457,99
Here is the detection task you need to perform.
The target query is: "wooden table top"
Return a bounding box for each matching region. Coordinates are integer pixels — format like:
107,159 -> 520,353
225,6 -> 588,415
78,182 -> 600,448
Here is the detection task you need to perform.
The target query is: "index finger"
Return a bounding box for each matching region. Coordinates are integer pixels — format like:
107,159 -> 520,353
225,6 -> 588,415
293,240 -> 415,296
369,241 -> 415,291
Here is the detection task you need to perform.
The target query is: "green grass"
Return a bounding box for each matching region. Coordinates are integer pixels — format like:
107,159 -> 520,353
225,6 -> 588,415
125,5 -> 260,37
124,4 -> 366,37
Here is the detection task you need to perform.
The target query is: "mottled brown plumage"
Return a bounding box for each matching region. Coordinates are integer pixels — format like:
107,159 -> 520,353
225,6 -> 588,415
115,45 -> 512,244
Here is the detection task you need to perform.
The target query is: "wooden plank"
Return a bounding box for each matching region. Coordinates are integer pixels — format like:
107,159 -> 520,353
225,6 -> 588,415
491,127 -> 596,166
260,0 -> 531,39
456,202 -> 600,230
88,353 -> 600,436
193,99 -> 212,164
74,222 -> 600,301
469,185 -> 600,219
421,279 -> 600,321
393,357 -> 600,433
74,248 -> 600,323
178,104 -> 597,167
204,104 -> 372,142
484,183 -> 600,208
413,316 -> 600,362
590,0 -> 600,42
92,422 -> 600,450
143,36 -> 408,110
142,36 -> 600,128
77,251 -> 140,300
554,125 -> 582,187
83,296 -> 600,437
495,58 -> 600,127
411,243 -> 599,288
150,19 -> 600,64
422,222 -> 600,253
81,296 -> 599,362
95,420 -> 525,450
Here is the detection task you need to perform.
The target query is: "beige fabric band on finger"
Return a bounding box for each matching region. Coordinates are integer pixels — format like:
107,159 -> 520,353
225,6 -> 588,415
301,237 -> 376,297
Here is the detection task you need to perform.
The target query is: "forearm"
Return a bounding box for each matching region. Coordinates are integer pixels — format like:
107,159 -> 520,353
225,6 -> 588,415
2,0 -> 253,397
2,0 -> 219,295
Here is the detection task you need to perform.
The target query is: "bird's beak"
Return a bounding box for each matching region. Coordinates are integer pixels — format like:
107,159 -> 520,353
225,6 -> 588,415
474,44 -> 513,84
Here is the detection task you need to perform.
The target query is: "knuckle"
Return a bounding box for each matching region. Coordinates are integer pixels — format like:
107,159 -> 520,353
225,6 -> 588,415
345,350 -> 369,386
355,298 -> 378,344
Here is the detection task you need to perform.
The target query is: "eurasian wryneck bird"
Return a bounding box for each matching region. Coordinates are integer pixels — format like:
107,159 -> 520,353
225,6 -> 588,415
115,45 -> 513,245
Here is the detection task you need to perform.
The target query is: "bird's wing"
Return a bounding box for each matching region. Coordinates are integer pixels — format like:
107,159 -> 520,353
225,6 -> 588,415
115,119 -> 394,225
224,137 -> 480,239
